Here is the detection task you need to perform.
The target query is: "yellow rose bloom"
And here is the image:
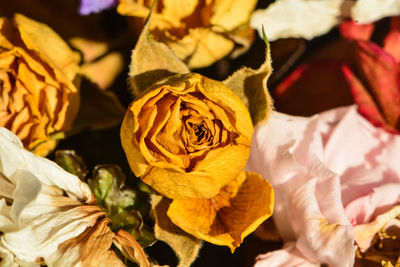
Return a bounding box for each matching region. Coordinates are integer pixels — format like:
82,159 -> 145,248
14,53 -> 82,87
121,73 -> 253,199
117,0 -> 257,68
0,14 -> 80,156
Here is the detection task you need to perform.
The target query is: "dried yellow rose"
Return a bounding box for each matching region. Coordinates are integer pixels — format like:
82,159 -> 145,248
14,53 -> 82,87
0,14 -> 80,156
121,8 -> 274,257
117,0 -> 257,68
121,73 -> 253,199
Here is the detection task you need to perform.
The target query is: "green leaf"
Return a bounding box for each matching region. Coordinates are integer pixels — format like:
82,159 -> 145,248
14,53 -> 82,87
223,27 -> 273,126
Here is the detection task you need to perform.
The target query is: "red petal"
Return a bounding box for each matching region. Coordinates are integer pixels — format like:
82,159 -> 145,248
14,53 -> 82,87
339,20 -> 375,41
273,61 -> 353,116
342,64 -> 388,130
353,40 -> 400,129
384,30 -> 400,64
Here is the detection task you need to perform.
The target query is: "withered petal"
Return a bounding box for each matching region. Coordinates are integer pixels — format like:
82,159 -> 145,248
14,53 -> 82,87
167,171 -> 274,251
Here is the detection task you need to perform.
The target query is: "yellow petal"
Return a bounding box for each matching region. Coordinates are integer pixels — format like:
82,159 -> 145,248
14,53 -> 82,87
167,171 -> 274,251
14,13 -> 80,83
121,73 -> 254,199
198,73 -> 253,142
118,0 -> 257,69
211,0 -> 258,31
166,28 -> 235,69
152,195 -> 202,267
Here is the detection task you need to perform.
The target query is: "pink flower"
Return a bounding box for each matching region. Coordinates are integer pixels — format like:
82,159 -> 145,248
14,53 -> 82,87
246,106 -> 400,266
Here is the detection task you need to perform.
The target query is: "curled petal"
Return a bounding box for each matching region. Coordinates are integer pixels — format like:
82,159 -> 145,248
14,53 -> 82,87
167,171 -> 274,251
48,218 -> 124,267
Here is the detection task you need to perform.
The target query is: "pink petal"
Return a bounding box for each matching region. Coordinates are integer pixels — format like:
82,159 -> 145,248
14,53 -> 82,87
339,20 -> 375,41
345,184 -> 400,225
247,109 -> 355,266
254,242 -> 318,267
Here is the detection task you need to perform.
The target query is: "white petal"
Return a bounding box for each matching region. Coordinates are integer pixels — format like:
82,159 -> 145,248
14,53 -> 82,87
352,0 -> 400,24
1,205 -> 105,262
0,244 -> 18,267
0,128 -> 93,203
250,0 -> 352,41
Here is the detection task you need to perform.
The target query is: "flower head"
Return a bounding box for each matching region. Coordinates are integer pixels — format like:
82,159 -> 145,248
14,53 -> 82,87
247,106 -> 400,266
117,0 -> 257,68
0,127 -> 149,266
121,72 -> 253,199
0,14 -> 80,156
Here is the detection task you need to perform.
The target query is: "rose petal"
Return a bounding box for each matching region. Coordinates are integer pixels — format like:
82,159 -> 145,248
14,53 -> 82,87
14,14 -> 80,83
250,0 -> 350,41
345,184 -> 400,225
167,171 -> 274,252
384,30 -> 400,64
254,242 -> 318,267
247,109 -> 357,266
351,0 -> 400,24
339,20 -> 375,41
353,40 -> 400,130
0,244 -> 18,267
0,128 -> 93,203
341,64 -> 389,131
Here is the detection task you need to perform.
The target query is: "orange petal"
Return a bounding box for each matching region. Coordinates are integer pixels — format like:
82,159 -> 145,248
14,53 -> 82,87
167,171 -> 274,252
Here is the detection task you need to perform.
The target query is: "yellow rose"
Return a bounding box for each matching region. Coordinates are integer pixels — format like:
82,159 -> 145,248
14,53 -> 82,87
0,14 -> 80,156
121,73 -> 253,199
117,0 -> 257,68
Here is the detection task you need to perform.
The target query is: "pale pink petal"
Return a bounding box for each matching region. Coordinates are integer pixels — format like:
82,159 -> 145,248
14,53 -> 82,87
254,242 -> 318,267
247,109 -> 355,266
318,107 -> 400,211
345,183 -> 400,225
292,179 -> 355,267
